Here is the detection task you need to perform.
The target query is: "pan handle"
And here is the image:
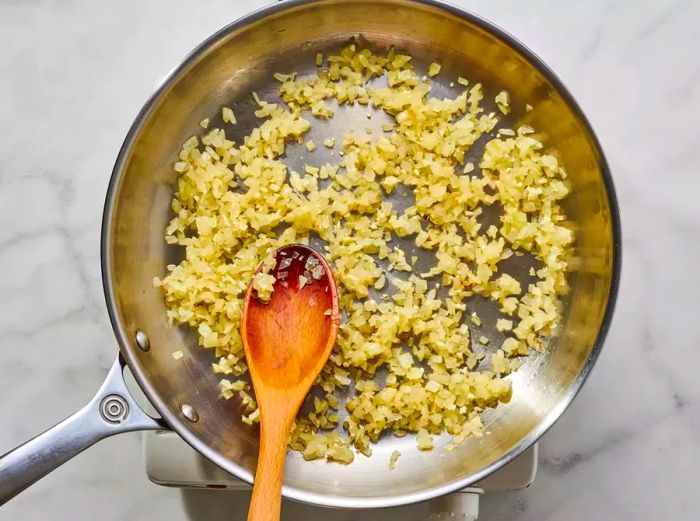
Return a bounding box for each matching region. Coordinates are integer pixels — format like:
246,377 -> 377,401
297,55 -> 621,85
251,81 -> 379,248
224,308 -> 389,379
0,355 -> 166,505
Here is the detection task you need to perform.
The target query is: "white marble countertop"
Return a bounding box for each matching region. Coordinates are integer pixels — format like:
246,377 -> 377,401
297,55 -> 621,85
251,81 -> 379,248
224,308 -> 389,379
0,1 -> 697,520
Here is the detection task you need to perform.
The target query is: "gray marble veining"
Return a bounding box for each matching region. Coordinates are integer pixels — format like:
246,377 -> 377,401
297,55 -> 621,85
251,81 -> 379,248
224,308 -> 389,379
1,1 -> 698,520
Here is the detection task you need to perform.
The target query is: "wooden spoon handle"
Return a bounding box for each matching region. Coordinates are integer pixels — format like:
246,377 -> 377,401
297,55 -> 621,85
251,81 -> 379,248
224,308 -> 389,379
247,416 -> 292,521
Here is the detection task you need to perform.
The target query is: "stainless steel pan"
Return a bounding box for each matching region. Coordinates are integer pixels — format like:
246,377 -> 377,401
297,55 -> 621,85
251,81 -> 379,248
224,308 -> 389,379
0,0 -> 621,509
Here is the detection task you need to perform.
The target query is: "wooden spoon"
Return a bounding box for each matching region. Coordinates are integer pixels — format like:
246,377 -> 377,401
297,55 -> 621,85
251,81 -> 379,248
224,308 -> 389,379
241,244 -> 340,521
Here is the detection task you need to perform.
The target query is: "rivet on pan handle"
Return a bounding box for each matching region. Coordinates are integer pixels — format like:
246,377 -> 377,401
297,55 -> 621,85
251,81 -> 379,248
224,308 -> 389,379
0,355 -> 166,506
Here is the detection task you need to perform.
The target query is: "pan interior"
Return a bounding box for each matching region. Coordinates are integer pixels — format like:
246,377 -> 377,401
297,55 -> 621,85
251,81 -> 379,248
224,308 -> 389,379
103,0 -> 617,507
